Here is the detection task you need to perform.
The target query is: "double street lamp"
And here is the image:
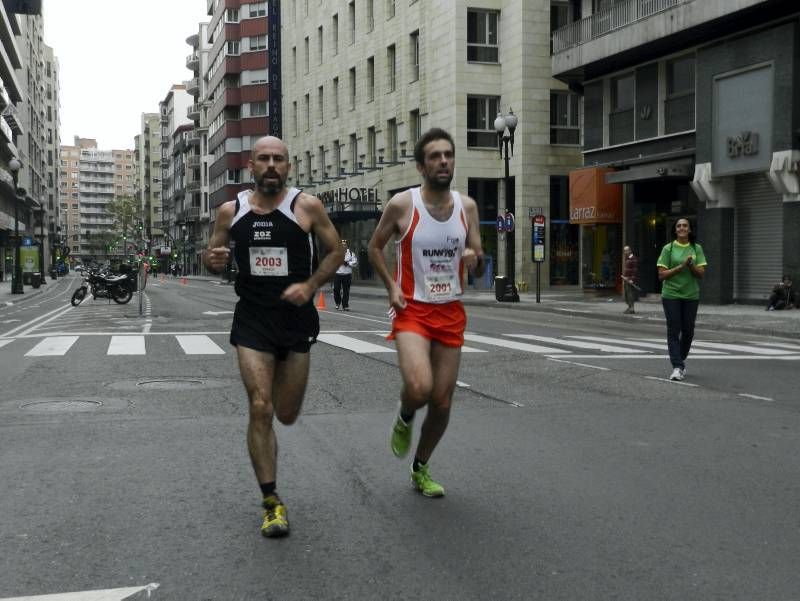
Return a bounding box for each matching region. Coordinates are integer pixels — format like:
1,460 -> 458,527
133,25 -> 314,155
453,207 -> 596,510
8,158 -> 23,294
494,108 -> 518,281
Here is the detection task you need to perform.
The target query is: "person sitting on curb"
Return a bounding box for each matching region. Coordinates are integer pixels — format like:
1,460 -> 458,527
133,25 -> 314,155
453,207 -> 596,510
766,275 -> 795,310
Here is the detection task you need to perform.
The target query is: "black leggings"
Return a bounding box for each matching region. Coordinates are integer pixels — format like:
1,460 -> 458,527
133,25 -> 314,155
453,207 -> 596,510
661,298 -> 699,369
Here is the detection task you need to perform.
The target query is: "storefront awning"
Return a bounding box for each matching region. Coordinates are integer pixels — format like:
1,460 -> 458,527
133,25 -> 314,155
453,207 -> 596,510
569,167 -> 622,224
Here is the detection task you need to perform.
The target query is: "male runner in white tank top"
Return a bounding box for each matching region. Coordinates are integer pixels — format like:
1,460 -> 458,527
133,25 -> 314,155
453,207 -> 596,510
368,128 -> 485,497
203,136 -> 344,537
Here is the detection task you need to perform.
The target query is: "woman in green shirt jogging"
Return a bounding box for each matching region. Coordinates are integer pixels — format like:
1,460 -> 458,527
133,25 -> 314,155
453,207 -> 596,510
657,217 -> 707,381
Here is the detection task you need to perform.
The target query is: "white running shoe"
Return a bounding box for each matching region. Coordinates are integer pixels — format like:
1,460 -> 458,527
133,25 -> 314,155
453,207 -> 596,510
680,367 -> 686,379
670,367 -> 684,381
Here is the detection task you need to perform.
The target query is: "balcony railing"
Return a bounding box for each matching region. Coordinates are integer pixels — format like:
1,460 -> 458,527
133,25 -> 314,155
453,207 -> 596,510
186,53 -> 199,69
552,0 -> 687,54
187,103 -> 201,120
186,181 -> 202,193
186,155 -> 201,169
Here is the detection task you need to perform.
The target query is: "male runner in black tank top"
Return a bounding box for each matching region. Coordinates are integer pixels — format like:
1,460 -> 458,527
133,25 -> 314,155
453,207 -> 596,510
203,136 -> 344,538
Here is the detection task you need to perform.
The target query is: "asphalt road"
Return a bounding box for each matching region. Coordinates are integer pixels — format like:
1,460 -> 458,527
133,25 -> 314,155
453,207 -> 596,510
1,275 -> 798,600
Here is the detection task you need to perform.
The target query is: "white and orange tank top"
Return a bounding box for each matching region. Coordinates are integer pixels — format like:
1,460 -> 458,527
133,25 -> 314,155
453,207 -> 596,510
394,187 -> 468,304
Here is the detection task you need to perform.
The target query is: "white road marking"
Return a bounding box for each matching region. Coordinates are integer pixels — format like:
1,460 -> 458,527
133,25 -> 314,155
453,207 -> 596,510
0,339 -> 13,349
1,303 -> 73,338
690,341 -> 795,355
738,393 -> 774,402
544,354 -> 800,360
510,334 -> 651,353
107,336 -> 146,355
25,336 -> 79,356
175,335 -> 226,354
748,340 -> 800,351
202,310 -> 234,315
456,380 -> 471,388
464,333 -> 570,354
644,376 -> 699,387
317,333 -> 395,353
366,332 -> 486,353
0,319 -> 21,324
547,357 -> 610,371
568,335 -> 726,354
0,582 -> 159,600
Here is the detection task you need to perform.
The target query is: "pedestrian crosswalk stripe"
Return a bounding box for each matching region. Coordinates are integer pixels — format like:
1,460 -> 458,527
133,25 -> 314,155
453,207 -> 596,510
509,334 -> 651,353
175,335 -> 226,355
25,336 -> 79,356
318,333 -> 395,353
567,335 -> 728,354
366,331 -> 486,353
0,339 -> 12,349
463,333 -> 570,354
107,335 -> 146,355
748,340 -> 800,351
680,340 -> 794,355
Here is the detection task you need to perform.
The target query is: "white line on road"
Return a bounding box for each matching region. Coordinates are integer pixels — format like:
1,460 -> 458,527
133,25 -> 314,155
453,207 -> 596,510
547,357 -> 610,371
456,380 -> 471,388
0,303 -> 73,338
317,333 -> 395,353
464,333 -> 570,354
510,334 -> 652,353
175,335 -> 226,355
568,335 -> 726,354
24,336 -> 79,357
0,339 -> 12,349
544,354 -> 800,360
0,582 -> 160,600
107,336 -> 146,355
738,393 -> 774,402
644,376 -> 699,387
747,340 -> 800,351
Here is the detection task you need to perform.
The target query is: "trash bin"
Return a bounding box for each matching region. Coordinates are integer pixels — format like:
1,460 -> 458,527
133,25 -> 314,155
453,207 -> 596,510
50,268 -> 58,280
494,275 -> 519,303
31,272 -> 42,288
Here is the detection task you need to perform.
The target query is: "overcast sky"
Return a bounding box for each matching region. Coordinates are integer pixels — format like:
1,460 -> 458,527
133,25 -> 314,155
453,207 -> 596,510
43,0 -> 211,151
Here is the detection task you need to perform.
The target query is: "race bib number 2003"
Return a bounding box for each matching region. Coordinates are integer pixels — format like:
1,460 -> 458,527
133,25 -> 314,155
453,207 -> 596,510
250,247 -> 288,276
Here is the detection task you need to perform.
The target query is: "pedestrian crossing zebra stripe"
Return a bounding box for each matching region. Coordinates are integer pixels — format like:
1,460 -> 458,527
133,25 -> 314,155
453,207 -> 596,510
463,333 -> 571,354
108,335 -> 146,355
176,335 -> 226,355
509,334 -> 652,354
25,336 -> 79,356
317,333 -> 395,353
0,339 -> 12,349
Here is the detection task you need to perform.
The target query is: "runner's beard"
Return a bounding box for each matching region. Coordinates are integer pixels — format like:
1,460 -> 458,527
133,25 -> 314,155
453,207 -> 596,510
426,173 -> 453,191
257,174 -> 284,196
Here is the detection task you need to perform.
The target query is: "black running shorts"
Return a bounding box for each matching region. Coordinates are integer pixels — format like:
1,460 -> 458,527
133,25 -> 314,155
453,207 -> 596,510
229,300 -> 319,360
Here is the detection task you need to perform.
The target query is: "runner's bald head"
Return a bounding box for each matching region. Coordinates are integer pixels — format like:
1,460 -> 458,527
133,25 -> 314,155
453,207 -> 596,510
252,136 -> 289,161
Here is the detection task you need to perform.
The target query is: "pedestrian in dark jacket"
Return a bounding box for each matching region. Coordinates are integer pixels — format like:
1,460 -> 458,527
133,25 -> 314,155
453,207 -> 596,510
766,275 -> 795,310
621,245 -> 639,314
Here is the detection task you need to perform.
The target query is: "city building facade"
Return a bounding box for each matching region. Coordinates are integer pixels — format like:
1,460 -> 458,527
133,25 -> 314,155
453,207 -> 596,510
281,0 -> 582,289
552,0 -> 800,303
134,112 -> 164,263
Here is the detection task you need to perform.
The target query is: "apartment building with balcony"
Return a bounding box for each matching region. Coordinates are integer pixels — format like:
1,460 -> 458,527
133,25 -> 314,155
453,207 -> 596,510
204,0 -> 269,208
282,0 -> 582,288
134,112 -> 164,249
184,22 -> 213,274
42,44 -> 60,258
552,0 -> 800,303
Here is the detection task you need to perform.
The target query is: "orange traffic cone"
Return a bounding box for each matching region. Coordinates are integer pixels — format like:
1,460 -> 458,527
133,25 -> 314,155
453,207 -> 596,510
315,290 -> 327,310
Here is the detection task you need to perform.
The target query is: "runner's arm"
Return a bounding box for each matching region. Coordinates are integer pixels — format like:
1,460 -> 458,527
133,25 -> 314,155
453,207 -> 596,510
203,201 -> 235,274
463,195 -> 485,277
368,194 -> 408,310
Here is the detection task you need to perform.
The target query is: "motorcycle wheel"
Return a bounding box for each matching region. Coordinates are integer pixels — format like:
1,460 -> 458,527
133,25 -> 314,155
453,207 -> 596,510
112,287 -> 133,304
71,287 -> 87,306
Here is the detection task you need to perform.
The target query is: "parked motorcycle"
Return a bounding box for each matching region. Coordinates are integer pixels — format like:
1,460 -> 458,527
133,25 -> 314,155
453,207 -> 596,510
71,268 -> 135,306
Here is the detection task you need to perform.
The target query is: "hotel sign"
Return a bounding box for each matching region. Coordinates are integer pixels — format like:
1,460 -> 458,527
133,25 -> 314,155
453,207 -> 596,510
318,187 -> 381,208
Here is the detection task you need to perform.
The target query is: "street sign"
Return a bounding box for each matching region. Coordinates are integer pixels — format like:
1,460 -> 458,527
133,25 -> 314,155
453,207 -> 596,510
532,214 -> 546,263
504,211 -> 515,233
496,214 -> 506,233
528,207 -> 543,217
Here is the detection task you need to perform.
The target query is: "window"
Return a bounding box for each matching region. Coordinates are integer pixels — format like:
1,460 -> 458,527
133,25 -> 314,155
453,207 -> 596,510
333,140 -> 341,176
225,8 -> 240,22
304,151 -> 312,183
367,127 -> 376,168
304,36 -> 309,73
665,55 -> 695,134
317,26 -> 323,64
318,86 -> 324,124
409,31 -> 420,81
249,2 -> 266,17
304,94 -> 310,131
248,35 -> 267,51
550,91 -> 580,145
386,118 -> 398,162
467,9 -> 499,62
467,95 -> 500,148
332,14 -> 339,54
349,1 -> 356,44
246,102 -> 267,117
333,77 -> 340,117
367,57 -> 375,102
610,73 -> 634,145
409,109 -> 421,149
367,0 -> 374,31
387,44 -> 396,92
292,46 -> 297,79
349,133 -> 358,170
349,67 -> 356,110
318,145 -> 325,180
226,41 -> 240,55
386,0 -> 395,19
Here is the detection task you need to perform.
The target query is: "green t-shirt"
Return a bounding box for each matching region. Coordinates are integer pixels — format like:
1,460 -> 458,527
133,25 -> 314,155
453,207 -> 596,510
657,241 -> 707,300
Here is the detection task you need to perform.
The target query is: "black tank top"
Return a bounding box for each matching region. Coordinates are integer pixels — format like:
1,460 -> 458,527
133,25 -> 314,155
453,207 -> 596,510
231,188 -> 315,308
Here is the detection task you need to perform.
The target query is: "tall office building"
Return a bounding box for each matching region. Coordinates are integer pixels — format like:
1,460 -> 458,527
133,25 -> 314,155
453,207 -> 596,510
134,112 -> 164,255
551,0 -> 800,302
281,1 -> 582,288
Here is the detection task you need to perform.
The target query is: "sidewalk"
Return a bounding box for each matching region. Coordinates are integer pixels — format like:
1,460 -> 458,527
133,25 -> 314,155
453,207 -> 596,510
5,275 -> 799,340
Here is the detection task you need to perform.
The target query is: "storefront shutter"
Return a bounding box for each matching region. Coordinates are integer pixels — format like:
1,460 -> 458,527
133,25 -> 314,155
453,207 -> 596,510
734,173 -> 783,302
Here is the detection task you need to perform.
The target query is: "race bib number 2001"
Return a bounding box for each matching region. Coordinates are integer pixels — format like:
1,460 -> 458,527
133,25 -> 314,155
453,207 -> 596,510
250,247 -> 288,276
424,274 -> 457,301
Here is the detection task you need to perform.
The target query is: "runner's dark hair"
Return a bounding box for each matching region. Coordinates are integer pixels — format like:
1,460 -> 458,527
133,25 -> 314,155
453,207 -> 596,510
414,128 -> 455,165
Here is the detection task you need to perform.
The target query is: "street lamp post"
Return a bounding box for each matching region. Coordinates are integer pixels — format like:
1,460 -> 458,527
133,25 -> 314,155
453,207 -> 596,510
181,224 -> 187,277
8,158 -> 24,294
494,108 -> 518,282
